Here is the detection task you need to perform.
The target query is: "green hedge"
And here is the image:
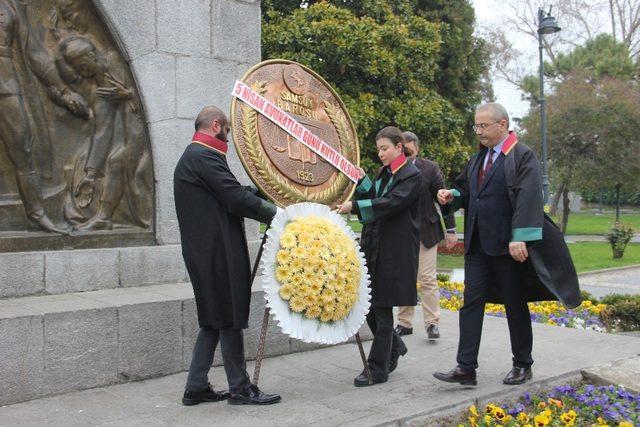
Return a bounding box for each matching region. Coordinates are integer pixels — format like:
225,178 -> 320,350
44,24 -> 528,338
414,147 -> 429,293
581,189 -> 640,206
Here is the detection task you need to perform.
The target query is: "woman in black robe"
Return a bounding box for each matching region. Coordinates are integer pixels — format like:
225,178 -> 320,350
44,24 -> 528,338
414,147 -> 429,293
337,126 -> 422,386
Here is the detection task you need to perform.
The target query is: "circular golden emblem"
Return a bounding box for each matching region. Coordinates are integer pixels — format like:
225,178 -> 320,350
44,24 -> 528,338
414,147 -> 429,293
231,59 -> 359,207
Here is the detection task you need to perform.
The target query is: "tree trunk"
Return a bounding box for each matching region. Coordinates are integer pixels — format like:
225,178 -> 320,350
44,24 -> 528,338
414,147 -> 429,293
598,191 -> 604,214
609,0 -> 617,42
549,181 -> 565,216
615,182 -> 621,223
561,185 -> 571,235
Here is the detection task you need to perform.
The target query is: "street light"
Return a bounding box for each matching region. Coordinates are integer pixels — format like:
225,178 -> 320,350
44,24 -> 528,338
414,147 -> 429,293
538,6 -> 561,210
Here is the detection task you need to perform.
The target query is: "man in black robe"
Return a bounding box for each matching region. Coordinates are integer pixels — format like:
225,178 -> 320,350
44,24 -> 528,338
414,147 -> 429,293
433,102 -> 578,386
337,126 -> 422,386
174,106 -> 281,406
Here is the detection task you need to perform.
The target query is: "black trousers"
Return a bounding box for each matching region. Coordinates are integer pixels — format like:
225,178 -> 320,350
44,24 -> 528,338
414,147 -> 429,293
456,236 -> 534,372
185,326 -> 251,393
366,307 -> 407,380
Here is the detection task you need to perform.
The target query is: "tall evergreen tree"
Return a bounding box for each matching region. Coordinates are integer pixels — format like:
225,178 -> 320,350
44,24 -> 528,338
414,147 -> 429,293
261,0 -> 488,175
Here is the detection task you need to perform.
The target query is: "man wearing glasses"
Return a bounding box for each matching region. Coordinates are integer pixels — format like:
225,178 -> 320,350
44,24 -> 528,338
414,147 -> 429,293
433,102 -> 547,386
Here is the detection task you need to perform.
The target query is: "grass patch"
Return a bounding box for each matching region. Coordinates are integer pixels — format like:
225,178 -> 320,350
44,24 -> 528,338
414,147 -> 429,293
437,253 -> 464,269
450,210 -> 640,235
551,211 -> 640,235
437,242 -> 640,273
567,242 -> 640,272
265,211 -> 640,236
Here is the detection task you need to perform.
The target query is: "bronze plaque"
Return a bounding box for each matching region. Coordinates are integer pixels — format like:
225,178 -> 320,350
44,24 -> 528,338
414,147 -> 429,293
231,60 -> 359,207
0,0 -> 154,251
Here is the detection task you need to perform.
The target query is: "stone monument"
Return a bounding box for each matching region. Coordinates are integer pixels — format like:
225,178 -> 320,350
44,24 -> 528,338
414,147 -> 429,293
1,0 -> 367,407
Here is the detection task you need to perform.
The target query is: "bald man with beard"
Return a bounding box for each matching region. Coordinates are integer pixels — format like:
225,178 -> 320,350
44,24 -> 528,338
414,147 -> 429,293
174,106 -> 282,406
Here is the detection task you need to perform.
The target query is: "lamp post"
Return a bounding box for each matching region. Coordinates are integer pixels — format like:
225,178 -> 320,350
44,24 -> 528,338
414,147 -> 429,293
538,7 -> 561,210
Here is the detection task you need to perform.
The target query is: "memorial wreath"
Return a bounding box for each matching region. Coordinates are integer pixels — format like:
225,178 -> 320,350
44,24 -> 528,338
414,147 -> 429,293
261,203 -> 370,344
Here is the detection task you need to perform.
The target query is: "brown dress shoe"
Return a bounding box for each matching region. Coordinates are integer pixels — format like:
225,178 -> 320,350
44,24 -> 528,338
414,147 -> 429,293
503,366 -> 532,385
433,366 -> 477,386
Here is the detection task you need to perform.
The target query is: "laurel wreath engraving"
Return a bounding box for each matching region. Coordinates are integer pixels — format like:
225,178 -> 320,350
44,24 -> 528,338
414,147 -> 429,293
241,81 -> 354,205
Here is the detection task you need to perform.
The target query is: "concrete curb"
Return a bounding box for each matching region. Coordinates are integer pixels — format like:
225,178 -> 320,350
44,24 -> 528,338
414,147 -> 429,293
578,264 -> 640,277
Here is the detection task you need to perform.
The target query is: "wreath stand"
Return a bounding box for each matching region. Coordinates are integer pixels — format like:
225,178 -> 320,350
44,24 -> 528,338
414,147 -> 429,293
249,225 -> 372,386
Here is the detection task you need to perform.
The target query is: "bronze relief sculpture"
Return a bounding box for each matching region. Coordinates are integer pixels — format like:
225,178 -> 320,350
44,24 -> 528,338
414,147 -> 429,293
0,0 -> 153,251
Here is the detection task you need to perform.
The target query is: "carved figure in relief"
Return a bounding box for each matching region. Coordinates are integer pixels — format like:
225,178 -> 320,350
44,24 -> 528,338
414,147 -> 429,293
0,0 -> 89,234
57,35 -> 150,231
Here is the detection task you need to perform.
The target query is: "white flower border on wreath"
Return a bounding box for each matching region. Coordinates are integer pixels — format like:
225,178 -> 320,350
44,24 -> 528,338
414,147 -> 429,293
261,202 -> 371,344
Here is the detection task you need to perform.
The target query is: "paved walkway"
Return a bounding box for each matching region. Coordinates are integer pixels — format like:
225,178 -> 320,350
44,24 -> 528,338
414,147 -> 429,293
579,266 -> 640,298
1,309 -> 638,427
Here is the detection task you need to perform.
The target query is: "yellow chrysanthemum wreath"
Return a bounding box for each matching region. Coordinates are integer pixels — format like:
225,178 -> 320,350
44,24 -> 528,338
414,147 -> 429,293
274,216 -> 361,323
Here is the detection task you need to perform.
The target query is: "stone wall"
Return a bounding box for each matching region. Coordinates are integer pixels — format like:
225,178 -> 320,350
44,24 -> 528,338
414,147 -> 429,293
93,0 -> 262,244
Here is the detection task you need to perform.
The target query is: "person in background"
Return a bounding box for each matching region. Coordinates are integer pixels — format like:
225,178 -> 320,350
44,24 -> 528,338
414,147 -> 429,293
395,131 -> 457,341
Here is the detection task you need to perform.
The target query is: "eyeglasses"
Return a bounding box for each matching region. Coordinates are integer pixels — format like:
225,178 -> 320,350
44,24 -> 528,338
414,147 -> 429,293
472,121 -> 501,132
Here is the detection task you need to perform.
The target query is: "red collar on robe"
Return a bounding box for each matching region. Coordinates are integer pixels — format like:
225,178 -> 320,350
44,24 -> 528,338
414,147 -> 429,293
478,131 -> 518,155
192,132 -> 228,155
501,131 -> 518,155
389,153 -> 407,174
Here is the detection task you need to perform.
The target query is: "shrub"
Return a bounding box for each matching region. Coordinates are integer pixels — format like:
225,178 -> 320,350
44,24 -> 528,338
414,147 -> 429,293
600,295 -> 640,332
606,223 -> 635,258
580,290 -> 599,304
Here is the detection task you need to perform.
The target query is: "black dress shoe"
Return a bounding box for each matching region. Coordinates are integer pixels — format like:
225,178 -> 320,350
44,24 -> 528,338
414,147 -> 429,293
426,324 -> 440,340
388,345 -> 408,374
228,384 -> 281,405
503,366 -> 532,385
394,325 -> 413,336
182,384 -> 229,406
354,370 -> 387,387
433,366 -> 477,386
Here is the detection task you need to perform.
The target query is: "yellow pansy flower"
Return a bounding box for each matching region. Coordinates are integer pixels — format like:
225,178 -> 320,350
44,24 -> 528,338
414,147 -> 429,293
534,413 -> 550,426
518,412 -> 530,423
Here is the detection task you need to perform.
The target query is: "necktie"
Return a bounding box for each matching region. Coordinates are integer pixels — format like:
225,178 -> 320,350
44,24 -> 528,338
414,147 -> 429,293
478,149 -> 494,187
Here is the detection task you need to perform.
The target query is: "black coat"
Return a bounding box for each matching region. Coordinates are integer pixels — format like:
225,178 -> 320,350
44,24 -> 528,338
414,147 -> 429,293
413,157 -> 456,249
353,161 -> 422,308
174,143 -> 276,329
447,137 -> 581,308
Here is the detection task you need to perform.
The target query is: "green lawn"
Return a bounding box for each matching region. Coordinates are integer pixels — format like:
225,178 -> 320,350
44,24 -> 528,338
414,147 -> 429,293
265,211 -> 640,236
551,211 -> 640,235
449,211 -> 640,235
437,242 -> 640,273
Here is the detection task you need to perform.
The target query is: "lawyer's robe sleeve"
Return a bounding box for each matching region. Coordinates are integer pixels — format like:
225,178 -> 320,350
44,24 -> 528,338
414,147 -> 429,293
352,173 -> 421,224
511,149 -> 544,242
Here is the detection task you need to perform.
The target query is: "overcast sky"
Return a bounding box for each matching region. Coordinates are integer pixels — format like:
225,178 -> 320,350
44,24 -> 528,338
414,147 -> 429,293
471,0 -> 534,120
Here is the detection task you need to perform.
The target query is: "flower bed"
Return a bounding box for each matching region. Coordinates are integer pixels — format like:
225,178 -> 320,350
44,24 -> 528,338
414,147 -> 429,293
458,383 -> 639,426
438,278 -> 607,332
438,241 -> 465,256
